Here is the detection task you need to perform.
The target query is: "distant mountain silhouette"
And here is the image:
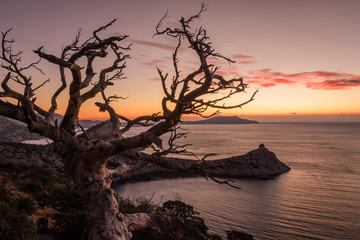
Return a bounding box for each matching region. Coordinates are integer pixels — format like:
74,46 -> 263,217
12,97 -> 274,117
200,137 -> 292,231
183,116 -> 259,124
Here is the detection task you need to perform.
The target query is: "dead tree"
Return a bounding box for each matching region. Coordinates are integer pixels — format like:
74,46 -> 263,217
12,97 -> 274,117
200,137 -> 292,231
0,5 -> 256,240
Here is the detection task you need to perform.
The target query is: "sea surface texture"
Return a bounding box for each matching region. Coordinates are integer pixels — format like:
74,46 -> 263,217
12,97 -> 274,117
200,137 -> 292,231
114,123 -> 360,240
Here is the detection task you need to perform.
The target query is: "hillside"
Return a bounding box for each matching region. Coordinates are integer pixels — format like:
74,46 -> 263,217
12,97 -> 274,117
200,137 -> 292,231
183,116 -> 259,124
0,115 -> 102,142
0,116 -> 43,142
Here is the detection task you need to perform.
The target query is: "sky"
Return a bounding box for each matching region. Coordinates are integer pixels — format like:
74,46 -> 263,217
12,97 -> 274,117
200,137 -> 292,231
0,0 -> 359,122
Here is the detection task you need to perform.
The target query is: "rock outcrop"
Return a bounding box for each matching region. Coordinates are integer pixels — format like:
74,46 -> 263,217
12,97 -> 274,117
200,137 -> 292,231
113,144 -> 291,181
202,144 -> 291,178
0,142 -> 290,181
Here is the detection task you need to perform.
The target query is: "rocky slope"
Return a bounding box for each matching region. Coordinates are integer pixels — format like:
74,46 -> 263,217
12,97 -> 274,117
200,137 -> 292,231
0,142 -> 63,173
0,115 -> 102,143
0,116 -> 43,142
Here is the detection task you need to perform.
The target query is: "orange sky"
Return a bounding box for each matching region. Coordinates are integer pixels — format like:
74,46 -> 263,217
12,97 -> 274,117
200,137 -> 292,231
1,0 -> 359,122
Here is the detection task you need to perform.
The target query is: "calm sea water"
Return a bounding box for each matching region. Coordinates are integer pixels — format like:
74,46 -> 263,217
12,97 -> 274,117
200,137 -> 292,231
114,123 -> 360,240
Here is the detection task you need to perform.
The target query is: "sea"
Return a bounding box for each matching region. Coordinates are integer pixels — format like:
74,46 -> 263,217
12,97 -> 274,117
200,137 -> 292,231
113,122 -> 360,240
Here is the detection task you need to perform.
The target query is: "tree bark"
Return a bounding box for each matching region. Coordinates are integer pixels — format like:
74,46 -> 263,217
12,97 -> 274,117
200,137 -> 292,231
63,149 -> 132,240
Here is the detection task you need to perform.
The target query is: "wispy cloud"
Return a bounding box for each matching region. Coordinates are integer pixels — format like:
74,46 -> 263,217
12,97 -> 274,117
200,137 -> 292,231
246,69 -> 360,90
140,58 -> 170,68
238,60 -> 256,65
306,79 -> 360,90
231,54 -> 256,65
144,76 -> 160,81
130,38 -> 175,51
232,54 -> 254,59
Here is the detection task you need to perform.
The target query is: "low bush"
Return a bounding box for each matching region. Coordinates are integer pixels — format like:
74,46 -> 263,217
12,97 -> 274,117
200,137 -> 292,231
0,179 -> 36,240
226,230 -> 254,240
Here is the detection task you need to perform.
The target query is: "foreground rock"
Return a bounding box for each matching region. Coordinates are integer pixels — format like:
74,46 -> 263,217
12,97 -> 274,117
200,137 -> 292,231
0,142 -> 290,181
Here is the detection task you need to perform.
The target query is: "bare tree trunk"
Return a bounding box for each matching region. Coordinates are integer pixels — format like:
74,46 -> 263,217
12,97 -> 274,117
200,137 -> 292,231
63,150 -> 132,240
80,177 -> 130,240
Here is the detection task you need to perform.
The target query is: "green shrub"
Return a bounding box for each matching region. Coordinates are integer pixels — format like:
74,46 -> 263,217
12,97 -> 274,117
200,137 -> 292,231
15,195 -> 36,215
37,217 -> 49,230
0,184 -> 36,240
0,184 -> 12,203
118,196 -> 155,214
118,198 -> 141,214
209,234 -> 223,240
1,163 -> 84,239
163,200 -> 208,235
226,230 -> 254,240
163,200 -> 197,220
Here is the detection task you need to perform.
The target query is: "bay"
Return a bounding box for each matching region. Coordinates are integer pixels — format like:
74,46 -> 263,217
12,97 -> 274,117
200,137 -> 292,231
114,123 -> 360,239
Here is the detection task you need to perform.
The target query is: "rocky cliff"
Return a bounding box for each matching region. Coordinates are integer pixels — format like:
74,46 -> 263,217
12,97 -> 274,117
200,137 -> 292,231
115,144 -> 290,181
0,142 -> 290,181
202,144 -> 291,178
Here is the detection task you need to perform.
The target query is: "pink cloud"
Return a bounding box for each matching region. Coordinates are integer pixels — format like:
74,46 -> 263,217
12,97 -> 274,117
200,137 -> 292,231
307,79 -> 360,90
232,54 -> 254,60
238,60 -> 256,65
261,83 -> 277,87
130,38 -> 175,51
246,69 -> 360,90
145,76 -> 160,81
231,54 -> 256,65
215,69 -> 240,77
273,79 -> 295,84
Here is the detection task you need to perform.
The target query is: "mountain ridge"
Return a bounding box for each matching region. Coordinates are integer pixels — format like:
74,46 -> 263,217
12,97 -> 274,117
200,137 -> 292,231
183,116 -> 259,124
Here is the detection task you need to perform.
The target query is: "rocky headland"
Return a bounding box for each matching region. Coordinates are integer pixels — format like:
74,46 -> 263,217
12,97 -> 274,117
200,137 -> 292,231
112,144 -> 290,182
0,141 -> 290,182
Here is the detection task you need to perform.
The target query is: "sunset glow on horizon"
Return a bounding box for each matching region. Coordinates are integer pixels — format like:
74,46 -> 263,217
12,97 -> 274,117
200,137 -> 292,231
1,0 -> 359,122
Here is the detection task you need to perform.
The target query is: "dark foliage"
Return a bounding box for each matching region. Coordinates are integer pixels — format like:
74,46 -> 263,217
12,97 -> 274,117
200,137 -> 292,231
226,230 -> 254,240
117,196 -> 155,214
1,162 -> 254,240
52,211 -> 85,240
0,163 -> 84,239
163,200 -> 209,235
0,177 -> 36,240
